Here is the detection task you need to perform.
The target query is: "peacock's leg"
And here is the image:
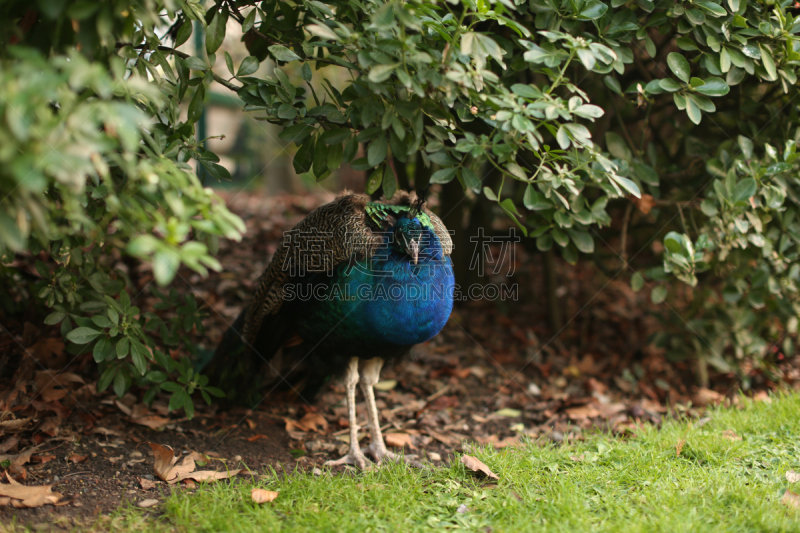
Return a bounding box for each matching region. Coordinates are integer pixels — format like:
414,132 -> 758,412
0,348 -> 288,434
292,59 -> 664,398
359,357 -> 392,463
360,357 -> 420,466
324,357 -> 369,469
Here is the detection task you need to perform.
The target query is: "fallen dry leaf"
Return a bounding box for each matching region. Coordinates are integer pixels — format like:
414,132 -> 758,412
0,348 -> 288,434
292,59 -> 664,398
91,427 -> 122,437
564,404 -> 602,420
34,370 -> 82,401
68,453 -> 88,464
0,444 -> 41,469
0,473 -> 62,508
632,193 -> 655,215
753,390 -> 772,403
468,366 -> 488,379
426,429 -> 455,445
373,380 -> 397,392
693,388 -> 723,406
385,433 -> 416,449
31,455 -> 56,464
131,415 -> 170,430
0,417 -> 33,431
166,453 -> 204,483
722,430 -> 742,442
782,490 -> 800,509
461,455 -> 499,480
494,408 -> 522,418
251,489 -> 279,504
179,470 -> 242,483
148,442 -> 178,481
138,477 -> 157,490
246,434 -> 270,442
285,413 -> 328,433
30,338 -> 66,367
787,471 -> 800,484
147,442 -> 239,484
0,436 -> 20,454
114,400 -> 133,416
138,499 -> 159,508
37,417 -> 60,437
493,436 -> 521,449
475,434 -> 520,449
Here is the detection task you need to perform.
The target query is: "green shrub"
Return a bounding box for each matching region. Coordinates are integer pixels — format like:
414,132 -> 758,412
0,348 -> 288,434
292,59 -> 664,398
0,1 -> 244,414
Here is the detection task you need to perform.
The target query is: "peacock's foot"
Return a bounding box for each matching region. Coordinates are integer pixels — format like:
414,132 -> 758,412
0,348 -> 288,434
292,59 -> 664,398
324,450 -> 371,470
366,444 -> 425,468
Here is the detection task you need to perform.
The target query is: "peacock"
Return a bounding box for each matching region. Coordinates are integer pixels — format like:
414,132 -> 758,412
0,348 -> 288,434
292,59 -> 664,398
206,190 -> 454,468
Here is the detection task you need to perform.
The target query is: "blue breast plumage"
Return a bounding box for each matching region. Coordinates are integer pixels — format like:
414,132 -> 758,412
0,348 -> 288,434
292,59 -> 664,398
289,226 -> 454,355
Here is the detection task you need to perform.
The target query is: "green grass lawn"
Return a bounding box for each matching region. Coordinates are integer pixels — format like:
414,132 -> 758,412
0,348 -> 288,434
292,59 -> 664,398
113,393 -> 800,531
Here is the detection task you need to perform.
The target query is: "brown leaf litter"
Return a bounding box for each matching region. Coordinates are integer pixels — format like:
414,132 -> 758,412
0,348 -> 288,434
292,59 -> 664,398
147,442 -> 241,484
284,412 -> 328,433
782,490 -> 800,509
138,477 -> 157,491
0,472 -> 62,508
251,488 -> 279,504
385,433 -> 416,449
460,455 -> 499,480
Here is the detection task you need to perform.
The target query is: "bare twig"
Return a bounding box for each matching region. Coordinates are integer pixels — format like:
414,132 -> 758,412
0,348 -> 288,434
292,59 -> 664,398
60,471 -> 91,479
677,203 -> 689,235
620,202 -> 633,268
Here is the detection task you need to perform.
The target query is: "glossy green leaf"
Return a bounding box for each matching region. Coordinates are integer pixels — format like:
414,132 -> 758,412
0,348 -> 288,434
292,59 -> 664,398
205,9 -> 228,55
382,167 -> 397,199
760,45 -> 777,81
93,337 -> 113,363
694,77 -> 729,96
187,85 -> 205,124
366,166 -> 384,194
431,167 -> 458,184
237,56 -> 259,76
578,0 -> 608,19
269,45 -> 301,62
734,178 -> 757,203
567,229 -> 594,253
367,135 -> 388,166
667,52 -> 691,83
66,326 -> 101,344
242,9 -> 256,33
183,56 -> 208,71
368,64 -> 398,83
686,97 -> 702,124
610,174 -> 641,197
461,167 -> 481,192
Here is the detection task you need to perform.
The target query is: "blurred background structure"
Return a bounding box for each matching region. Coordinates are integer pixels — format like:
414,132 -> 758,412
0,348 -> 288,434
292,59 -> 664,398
192,19 -> 364,195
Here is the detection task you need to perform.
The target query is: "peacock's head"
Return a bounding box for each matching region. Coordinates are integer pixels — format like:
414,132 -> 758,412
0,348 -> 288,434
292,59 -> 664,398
393,216 -> 424,265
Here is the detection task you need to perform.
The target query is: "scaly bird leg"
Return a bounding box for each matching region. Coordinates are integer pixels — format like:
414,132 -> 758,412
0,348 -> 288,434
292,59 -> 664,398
360,358 -> 421,467
324,357 -> 369,469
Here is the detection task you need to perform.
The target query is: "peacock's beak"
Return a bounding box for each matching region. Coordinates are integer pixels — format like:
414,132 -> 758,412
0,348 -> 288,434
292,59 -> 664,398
409,239 -> 419,265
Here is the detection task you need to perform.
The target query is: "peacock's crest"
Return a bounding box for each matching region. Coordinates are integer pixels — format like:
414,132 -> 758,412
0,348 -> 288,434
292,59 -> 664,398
365,203 -> 435,232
